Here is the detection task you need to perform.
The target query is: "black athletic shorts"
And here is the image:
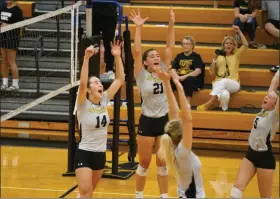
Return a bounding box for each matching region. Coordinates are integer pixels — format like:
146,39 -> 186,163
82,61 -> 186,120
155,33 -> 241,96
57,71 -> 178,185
245,146 -> 276,170
74,148 -> 106,170
137,113 -> 168,137
265,19 -> 280,30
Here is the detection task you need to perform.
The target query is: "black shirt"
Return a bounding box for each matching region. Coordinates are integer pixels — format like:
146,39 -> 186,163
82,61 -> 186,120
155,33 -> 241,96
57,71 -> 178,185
172,52 -> 204,78
92,3 -> 117,17
0,5 -> 23,24
234,0 -> 255,15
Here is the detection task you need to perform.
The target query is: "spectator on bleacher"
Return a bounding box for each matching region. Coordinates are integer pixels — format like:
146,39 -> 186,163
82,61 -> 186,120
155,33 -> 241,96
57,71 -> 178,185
197,25 -> 248,111
233,0 -> 260,49
92,2 -> 118,80
268,69 -> 279,93
0,0 -> 6,75
262,0 -> 279,73
171,36 -> 205,105
0,0 -> 23,91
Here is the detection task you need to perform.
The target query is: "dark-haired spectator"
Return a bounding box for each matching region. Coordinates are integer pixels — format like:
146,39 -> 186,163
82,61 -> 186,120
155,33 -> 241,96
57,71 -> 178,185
171,36 -> 205,105
262,0 -> 279,72
233,0 -> 260,49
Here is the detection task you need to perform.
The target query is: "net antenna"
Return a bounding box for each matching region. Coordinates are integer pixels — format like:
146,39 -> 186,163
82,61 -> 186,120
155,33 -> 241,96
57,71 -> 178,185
0,1 -> 83,123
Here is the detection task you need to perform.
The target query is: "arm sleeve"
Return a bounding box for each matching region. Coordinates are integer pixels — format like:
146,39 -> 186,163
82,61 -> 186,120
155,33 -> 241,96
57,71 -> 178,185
135,67 -> 146,89
172,54 -> 179,70
194,54 -> 204,70
12,7 -> 24,23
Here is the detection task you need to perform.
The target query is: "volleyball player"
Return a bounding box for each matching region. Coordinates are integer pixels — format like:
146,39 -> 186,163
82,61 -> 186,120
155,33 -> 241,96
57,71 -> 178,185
129,7 -> 175,198
155,67 -> 205,198
231,91 -> 279,197
74,39 -> 125,198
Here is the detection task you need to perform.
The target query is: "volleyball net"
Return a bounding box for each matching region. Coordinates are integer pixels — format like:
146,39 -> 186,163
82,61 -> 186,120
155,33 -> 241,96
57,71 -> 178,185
0,1 -> 83,123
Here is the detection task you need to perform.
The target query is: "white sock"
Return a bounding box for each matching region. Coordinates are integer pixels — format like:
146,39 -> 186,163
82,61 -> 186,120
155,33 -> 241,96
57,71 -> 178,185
136,191 -> 143,198
12,79 -> 19,87
160,193 -> 168,198
2,78 -> 8,85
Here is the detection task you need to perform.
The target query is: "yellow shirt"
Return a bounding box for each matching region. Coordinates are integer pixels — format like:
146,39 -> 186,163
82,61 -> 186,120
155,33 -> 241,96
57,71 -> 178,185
213,46 -> 247,83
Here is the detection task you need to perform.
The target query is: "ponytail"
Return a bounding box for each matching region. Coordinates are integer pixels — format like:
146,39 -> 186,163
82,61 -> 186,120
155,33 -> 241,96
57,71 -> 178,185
158,134 -> 179,176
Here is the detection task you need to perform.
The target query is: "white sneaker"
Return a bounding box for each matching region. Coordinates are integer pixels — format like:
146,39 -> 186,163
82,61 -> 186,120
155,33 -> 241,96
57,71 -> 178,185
7,85 -> 19,91
107,71 -> 115,80
1,84 -> 8,90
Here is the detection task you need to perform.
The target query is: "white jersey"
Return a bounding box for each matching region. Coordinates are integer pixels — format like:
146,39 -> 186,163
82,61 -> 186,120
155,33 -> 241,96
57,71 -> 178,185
175,142 -> 206,198
136,64 -> 168,118
74,92 -> 110,152
249,109 -> 279,151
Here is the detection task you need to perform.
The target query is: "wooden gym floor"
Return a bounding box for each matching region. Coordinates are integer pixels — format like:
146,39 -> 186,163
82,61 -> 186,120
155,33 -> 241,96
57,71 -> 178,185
1,143 -> 279,198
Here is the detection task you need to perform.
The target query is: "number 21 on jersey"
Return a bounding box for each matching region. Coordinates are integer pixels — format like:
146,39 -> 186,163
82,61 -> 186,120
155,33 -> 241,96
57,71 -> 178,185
153,82 -> 164,94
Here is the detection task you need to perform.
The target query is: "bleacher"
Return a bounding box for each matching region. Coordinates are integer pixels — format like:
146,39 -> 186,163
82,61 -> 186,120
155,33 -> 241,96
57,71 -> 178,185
1,0 -> 279,152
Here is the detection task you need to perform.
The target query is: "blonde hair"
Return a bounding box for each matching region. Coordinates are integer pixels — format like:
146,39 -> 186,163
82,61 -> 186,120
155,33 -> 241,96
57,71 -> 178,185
221,36 -> 237,54
158,119 -> 182,177
182,36 -> 196,49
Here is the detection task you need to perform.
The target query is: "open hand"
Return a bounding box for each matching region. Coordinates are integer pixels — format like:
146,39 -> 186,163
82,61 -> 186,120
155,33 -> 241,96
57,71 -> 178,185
111,39 -> 123,57
232,25 -> 241,34
154,67 -> 171,82
129,8 -> 149,27
169,7 -> 175,24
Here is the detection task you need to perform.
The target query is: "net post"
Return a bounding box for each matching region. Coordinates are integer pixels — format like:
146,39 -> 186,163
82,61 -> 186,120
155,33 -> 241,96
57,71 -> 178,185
112,89 -> 121,175
64,86 -> 77,175
123,23 -> 137,162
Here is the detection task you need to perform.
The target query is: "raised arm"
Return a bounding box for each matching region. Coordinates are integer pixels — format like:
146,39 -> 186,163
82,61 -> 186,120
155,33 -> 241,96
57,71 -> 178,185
155,68 -> 179,120
77,45 -> 99,105
163,7 -> 175,67
106,40 -> 125,99
173,77 -> 193,150
233,25 -> 248,50
275,96 -> 279,115
268,70 -> 279,93
129,9 -> 149,77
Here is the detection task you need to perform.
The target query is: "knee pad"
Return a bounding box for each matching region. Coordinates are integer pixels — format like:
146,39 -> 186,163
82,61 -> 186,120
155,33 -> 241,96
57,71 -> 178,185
157,166 -> 168,176
136,165 -> 148,176
230,186 -> 243,198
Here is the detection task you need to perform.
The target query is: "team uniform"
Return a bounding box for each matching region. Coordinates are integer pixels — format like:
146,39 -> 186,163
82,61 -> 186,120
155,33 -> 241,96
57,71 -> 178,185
0,5 -> 23,50
74,92 -> 110,170
136,63 -> 169,137
246,108 -> 279,169
175,142 -> 206,198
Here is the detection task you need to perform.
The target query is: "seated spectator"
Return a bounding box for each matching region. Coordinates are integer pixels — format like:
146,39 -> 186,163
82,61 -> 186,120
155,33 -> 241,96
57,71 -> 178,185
233,0 -> 260,49
262,0 -> 279,72
171,36 -> 205,105
197,26 -> 248,111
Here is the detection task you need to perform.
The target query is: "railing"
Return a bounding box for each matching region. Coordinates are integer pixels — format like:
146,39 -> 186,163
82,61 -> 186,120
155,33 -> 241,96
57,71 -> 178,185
34,35 -> 43,98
